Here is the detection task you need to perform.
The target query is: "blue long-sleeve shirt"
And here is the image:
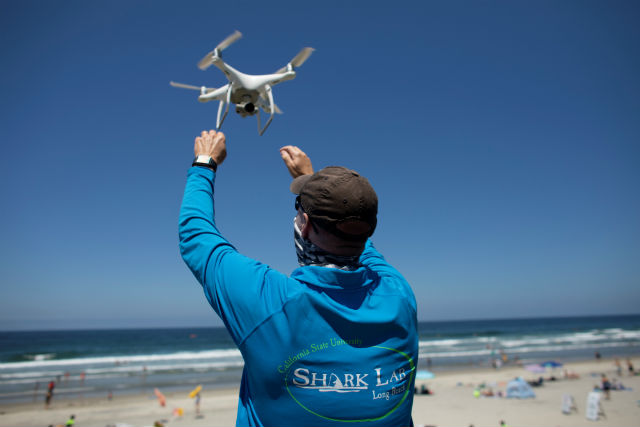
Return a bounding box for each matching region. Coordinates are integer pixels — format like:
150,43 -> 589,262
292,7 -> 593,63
179,166 -> 418,427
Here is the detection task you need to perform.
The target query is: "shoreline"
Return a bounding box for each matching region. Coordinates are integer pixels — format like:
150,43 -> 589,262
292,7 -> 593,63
1,357 -> 638,426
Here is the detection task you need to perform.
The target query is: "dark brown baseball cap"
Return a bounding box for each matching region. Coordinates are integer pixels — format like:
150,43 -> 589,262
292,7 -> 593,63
290,166 -> 378,240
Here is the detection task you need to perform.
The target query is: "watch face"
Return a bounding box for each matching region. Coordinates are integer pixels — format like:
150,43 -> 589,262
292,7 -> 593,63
193,156 -> 216,171
196,155 -> 212,163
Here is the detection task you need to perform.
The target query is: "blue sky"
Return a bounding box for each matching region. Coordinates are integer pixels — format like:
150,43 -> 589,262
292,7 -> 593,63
1,0 -> 639,330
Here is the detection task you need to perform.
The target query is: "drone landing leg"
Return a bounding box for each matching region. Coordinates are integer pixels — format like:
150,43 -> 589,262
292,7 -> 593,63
216,87 -> 232,130
256,109 -> 262,134
258,85 -> 275,136
216,100 -> 227,129
258,113 -> 274,136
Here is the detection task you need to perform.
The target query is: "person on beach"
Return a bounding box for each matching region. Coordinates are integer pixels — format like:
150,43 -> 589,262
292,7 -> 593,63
44,380 -> 55,409
195,391 -> 201,416
44,389 -> 53,409
601,374 -> 611,400
179,130 -> 418,427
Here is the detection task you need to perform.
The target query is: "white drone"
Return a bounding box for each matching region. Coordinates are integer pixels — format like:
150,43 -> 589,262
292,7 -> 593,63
170,31 -> 314,135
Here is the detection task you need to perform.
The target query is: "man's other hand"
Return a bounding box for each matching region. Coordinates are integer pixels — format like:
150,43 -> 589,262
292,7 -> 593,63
195,130 -> 227,165
280,145 -> 313,178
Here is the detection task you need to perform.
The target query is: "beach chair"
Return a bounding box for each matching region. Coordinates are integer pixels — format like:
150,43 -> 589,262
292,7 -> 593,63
585,391 -> 606,421
561,393 -> 577,414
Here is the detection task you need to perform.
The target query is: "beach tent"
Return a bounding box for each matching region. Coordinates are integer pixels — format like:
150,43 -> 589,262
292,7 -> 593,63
506,378 -> 535,399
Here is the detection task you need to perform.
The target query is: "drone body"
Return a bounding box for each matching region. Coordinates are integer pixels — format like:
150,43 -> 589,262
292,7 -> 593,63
171,31 -> 314,135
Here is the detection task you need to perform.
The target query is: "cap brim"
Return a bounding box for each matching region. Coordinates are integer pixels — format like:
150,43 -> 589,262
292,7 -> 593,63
290,174 -> 313,194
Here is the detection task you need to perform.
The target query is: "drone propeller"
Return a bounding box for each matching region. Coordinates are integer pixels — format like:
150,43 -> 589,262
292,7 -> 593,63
198,30 -> 243,70
170,81 -> 200,90
216,30 -> 242,51
170,81 -> 217,93
276,47 -> 315,74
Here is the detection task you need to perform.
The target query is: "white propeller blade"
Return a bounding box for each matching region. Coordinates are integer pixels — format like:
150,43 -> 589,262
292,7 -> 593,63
291,47 -> 314,68
170,81 -> 217,94
276,47 -> 314,73
216,30 -> 242,51
198,30 -> 242,70
170,81 -> 201,90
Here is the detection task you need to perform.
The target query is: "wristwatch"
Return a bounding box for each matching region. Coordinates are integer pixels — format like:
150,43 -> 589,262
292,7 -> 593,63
192,155 -> 218,172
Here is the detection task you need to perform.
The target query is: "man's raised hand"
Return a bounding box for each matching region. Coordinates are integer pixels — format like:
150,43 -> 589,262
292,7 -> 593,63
280,145 -> 313,178
194,130 -> 227,166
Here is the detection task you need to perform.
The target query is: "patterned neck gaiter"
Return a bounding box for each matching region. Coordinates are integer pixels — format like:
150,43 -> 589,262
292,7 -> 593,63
294,218 -> 361,271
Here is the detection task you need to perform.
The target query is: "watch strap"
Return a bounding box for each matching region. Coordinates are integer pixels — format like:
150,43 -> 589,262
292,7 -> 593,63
192,155 -> 218,172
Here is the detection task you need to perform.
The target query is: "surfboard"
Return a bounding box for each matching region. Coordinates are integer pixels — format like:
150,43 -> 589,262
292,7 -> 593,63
188,385 -> 202,399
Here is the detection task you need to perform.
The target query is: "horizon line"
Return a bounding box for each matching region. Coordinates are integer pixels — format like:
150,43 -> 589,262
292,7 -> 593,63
2,312 -> 639,333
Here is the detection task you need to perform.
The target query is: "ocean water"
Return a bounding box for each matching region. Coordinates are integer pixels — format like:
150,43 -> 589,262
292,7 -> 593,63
1,315 -> 638,404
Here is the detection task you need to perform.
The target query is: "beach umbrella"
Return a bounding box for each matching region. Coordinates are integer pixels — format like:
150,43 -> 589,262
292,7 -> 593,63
540,360 -> 563,368
540,360 -> 563,376
416,370 -> 435,380
524,364 -> 546,373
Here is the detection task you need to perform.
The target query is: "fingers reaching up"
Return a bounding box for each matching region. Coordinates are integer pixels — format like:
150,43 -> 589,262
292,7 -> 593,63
280,145 -> 313,178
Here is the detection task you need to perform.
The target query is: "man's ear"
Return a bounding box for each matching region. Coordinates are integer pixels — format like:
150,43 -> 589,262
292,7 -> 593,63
300,212 -> 311,239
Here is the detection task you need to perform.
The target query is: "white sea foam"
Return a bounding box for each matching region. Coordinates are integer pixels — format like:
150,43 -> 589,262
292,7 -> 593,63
418,327 -> 640,354
612,330 -> 640,339
0,370 -> 66,379
416,327 -> 640,360
0,349 -> 242,371
83,360 -> 245,376
419,340 -> 636,359
26,353 -> 56,361
0,359 -> 247,386
419,339 -> 462,347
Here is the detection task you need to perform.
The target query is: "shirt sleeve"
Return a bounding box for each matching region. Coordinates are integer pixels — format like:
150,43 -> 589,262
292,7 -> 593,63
359,240 -> 401,277
359,240 -> 417,310
178,167 -> 291,344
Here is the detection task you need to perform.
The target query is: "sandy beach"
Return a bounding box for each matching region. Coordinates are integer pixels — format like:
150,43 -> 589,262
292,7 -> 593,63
1,358 -> 638,427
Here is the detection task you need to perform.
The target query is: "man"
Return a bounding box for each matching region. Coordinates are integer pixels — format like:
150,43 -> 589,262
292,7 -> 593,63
45,379 -> 55,409
179,130 -> 418,426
